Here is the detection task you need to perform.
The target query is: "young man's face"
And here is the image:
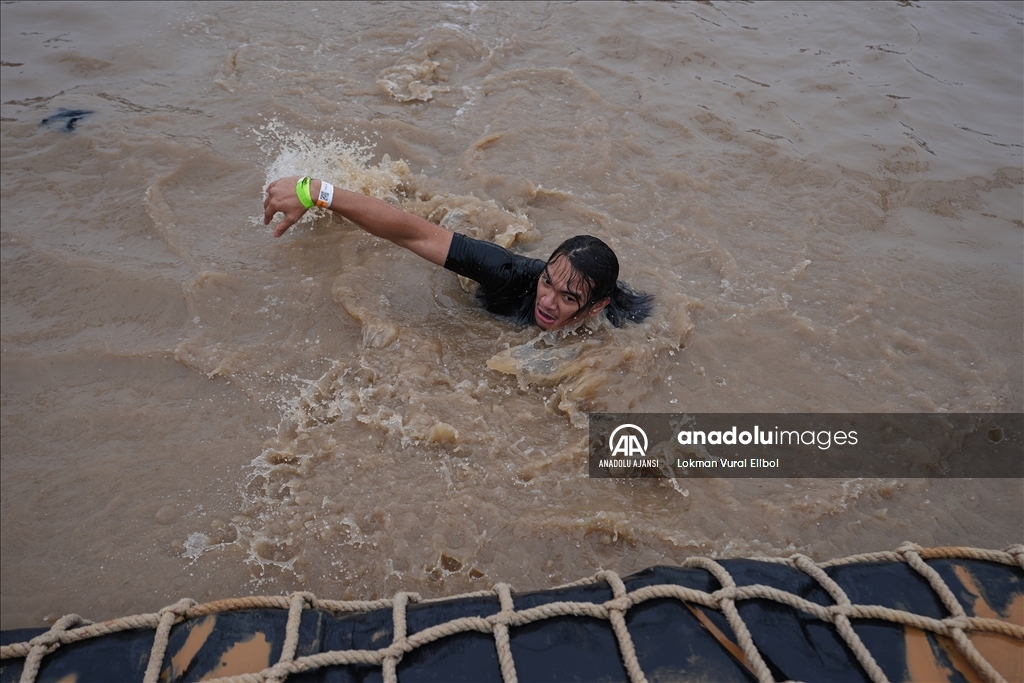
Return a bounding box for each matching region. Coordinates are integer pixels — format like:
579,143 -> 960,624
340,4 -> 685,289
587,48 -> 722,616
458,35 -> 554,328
534,257 -> 608,330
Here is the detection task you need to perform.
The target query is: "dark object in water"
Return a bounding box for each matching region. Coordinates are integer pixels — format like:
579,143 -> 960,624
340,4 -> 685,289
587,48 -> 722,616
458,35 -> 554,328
40,109 -> 92,131
1,546 -> 1021,682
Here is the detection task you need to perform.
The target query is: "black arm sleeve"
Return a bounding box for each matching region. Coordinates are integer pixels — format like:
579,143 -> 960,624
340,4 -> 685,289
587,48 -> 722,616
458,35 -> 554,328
443,233 -> 545,324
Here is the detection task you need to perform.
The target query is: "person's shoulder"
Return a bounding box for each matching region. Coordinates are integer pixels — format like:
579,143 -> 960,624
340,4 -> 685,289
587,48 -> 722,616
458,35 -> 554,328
446,233 -> 543,278
449,233 -> 513,260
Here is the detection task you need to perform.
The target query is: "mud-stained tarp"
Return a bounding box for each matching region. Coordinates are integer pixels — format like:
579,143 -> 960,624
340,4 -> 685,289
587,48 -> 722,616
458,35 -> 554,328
2,553 -> 1021,682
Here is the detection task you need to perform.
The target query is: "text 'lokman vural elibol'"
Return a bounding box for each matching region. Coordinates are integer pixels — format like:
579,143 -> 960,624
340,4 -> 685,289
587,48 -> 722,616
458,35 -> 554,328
587,414 -> 1023,478
602,424 -> 856,469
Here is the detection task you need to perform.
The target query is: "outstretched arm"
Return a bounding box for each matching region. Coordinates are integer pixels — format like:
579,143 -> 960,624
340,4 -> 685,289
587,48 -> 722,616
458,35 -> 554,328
263,176 -> 453,267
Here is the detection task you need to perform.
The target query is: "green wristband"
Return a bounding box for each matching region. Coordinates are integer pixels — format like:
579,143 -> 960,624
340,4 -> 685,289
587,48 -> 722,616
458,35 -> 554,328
296,176 -> 315,209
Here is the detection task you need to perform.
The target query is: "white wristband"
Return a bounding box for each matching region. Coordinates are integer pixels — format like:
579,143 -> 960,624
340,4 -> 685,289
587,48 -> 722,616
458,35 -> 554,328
315,181 -> 334,209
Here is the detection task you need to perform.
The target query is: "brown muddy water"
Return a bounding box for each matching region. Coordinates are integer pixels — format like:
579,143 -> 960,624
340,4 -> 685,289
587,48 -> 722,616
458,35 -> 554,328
1,1 -> 1021,629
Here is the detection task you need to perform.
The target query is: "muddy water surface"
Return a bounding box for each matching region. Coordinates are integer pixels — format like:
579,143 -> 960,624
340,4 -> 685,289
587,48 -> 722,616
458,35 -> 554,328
1,1 -> 1021,628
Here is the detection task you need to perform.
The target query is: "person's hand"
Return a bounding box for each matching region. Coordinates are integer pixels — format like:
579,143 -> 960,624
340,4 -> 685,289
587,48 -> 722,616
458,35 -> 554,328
263,176 -> 309,238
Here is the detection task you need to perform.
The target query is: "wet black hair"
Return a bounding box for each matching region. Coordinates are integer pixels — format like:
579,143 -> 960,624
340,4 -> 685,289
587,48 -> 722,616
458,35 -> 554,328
548,235 -> 653,327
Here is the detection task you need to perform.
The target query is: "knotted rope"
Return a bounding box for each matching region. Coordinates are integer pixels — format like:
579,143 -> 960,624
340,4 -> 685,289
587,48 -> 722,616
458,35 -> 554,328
3,544 -> 1020,683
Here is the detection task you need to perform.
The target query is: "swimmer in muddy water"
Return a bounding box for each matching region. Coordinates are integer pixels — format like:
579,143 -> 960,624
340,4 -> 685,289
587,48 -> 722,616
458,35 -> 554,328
264,176 -> 653,331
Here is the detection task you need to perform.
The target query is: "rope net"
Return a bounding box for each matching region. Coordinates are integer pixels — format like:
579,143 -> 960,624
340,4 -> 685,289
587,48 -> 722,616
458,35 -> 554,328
2,542 -> 1022,683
